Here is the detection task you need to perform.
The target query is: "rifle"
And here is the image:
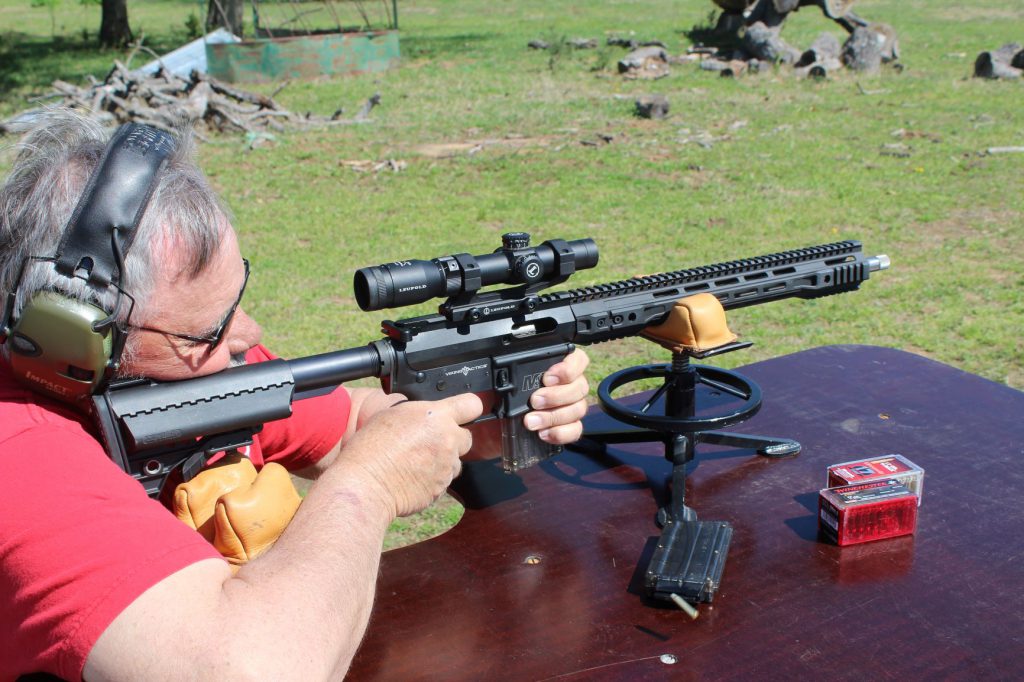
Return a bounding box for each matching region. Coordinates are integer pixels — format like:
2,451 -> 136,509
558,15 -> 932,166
91,235 -> 889,497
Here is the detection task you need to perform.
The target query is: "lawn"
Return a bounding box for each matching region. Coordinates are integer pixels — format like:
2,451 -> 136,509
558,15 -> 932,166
2,0 -> 1022,543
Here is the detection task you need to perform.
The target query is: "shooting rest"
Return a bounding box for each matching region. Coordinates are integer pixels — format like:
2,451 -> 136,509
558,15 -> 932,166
580,294 -> 800,607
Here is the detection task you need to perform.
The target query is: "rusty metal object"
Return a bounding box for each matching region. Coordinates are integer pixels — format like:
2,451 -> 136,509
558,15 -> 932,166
206,30 -> 400,84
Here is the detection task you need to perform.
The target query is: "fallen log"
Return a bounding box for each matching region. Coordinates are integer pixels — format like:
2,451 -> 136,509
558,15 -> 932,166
742,22 -> 800,64
354,93 -> 382,121
796,32 -> 841,68
974,43 -> 1023,79
0,62 -> 377,138
841,23 -> 899,72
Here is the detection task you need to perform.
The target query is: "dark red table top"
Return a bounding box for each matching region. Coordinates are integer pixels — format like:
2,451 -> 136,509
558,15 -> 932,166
348,346 -> 1024,680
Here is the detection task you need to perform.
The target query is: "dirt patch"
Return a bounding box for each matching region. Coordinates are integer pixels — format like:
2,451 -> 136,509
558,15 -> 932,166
919,206 -> 1020,239
889,207 -> 1024,269
413,135 -> 559,158
923,213 -> 1021,285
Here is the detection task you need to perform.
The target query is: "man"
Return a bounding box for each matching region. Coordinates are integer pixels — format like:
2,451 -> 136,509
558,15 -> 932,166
0,110 -> 591,680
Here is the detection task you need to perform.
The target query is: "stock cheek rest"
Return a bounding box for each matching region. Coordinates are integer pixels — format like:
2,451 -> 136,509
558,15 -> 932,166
640,292 -> 738,354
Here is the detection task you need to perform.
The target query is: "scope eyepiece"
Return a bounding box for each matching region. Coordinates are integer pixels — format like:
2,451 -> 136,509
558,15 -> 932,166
353,234 -> 599,311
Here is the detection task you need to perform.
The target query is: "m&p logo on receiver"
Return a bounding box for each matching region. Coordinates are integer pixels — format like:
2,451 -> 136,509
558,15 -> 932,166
521,372 -> 544,392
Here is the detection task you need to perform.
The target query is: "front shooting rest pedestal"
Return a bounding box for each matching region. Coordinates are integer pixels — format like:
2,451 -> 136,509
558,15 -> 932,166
581,297 -> 800,607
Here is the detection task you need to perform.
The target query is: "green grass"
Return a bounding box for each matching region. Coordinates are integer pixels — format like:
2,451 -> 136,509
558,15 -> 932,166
380,493 -> 464,551
3,0 -> 1023,544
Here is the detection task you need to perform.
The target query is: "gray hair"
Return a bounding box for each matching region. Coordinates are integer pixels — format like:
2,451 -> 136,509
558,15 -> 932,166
0,109 -> 229,358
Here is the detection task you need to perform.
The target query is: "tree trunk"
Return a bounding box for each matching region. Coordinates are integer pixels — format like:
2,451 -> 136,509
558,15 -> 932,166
99,0 -> 133,49
207,0 -> 245,37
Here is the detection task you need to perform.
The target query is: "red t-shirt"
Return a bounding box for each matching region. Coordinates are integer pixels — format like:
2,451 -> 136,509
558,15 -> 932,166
0,345 -> 350,681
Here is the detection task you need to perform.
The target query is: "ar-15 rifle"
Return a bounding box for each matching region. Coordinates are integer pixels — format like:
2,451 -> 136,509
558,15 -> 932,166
92,235 -> 889,498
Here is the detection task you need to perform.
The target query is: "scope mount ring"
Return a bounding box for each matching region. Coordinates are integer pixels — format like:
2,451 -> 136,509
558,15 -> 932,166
597,363 -> 762,434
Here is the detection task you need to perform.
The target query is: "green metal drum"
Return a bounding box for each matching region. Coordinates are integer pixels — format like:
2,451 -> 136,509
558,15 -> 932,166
206,30 -> 400,83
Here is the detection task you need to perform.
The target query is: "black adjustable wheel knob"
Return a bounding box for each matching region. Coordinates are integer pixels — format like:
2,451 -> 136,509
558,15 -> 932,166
597,363 -> 763,433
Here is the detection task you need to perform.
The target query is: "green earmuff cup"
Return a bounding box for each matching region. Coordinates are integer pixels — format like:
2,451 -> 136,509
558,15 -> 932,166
9,291 -> 114,402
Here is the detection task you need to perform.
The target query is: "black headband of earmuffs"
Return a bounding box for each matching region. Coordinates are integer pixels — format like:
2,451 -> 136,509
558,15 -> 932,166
55,123 -> 177,289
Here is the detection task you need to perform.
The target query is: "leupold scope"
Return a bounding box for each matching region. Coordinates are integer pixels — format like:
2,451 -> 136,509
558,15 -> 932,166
354,233 -> 599,311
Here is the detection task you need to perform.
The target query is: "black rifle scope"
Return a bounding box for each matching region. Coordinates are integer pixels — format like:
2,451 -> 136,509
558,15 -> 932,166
354,233 -> 599,311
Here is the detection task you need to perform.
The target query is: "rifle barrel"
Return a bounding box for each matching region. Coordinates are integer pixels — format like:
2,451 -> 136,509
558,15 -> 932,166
289,345 -> 383,394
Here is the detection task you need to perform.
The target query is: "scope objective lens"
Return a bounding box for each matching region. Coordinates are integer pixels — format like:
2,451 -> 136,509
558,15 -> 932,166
354,259 -> 448,311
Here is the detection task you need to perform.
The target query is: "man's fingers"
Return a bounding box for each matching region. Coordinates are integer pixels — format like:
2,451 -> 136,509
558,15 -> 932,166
537,421 -> 585,446
439,393 -> 485,425
524,400 -> 589,432
458,423 -> 474,456
543,348 -> 590,387
530,375 -> 589,411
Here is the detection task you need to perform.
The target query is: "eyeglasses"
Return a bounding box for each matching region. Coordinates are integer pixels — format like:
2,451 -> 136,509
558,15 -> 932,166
131,258 -> 250,351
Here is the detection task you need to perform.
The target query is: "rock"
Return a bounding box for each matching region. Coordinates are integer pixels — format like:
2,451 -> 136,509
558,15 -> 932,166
635,94 -> 670,119
618,46 -> 670,71
618,46 -> 671,79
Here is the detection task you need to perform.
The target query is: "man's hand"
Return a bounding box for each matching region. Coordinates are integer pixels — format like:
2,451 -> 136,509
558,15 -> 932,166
339,393 -> 483,518
524,347 -> 590,445
326,348 -> 590,484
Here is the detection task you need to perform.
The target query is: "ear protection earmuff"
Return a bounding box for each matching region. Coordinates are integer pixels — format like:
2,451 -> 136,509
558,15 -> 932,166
0,123 -> 176,403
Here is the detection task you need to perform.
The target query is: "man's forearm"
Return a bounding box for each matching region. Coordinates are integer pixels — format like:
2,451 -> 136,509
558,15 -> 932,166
225,458 -> 394,676
84,457 -> 394,681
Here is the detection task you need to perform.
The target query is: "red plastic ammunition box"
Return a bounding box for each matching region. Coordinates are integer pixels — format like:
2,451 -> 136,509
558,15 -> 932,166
827,454 -> 924,505
818,480 -> 918,546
